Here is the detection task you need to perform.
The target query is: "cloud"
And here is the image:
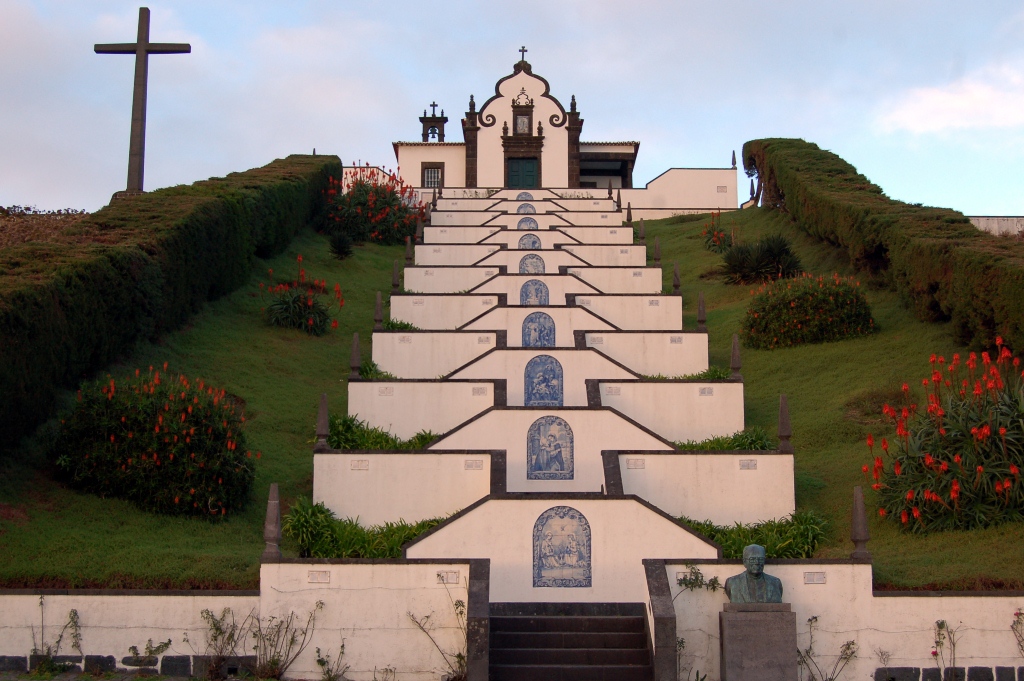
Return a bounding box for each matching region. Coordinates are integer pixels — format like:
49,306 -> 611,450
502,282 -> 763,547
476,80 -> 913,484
876,60 -> 1024,134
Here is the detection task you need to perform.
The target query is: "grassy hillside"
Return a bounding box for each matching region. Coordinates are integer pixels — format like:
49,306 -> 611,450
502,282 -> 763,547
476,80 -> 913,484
0,210 -> 1021,589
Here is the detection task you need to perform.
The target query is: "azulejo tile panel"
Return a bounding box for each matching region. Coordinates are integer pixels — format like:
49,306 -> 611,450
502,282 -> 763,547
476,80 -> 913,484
520,278 -> 549,306
517,203 -> 537,214
527,415 -> 573,479
517,216 -> 539,230
518,233 -> 542,250
519,254 -> 545,274
516,192 -> 534,200
522,311 -> 556,347
533,505 -> 591,587
524,355 -> 563,406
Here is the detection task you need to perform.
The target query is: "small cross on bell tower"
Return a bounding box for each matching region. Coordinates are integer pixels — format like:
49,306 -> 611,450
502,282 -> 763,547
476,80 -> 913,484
419,101 -> 448,142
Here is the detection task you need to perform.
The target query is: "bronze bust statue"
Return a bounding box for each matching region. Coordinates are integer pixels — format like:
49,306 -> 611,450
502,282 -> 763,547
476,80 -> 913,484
724,544 -> 783,603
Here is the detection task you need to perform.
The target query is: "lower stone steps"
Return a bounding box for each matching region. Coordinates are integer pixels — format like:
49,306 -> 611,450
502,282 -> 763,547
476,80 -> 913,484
489,602 -> 653,681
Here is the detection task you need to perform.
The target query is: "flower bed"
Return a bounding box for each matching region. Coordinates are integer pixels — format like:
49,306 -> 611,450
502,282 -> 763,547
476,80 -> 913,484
865,344 -> 1024,532
322,166 -> 425,245
742,273 -> 875,349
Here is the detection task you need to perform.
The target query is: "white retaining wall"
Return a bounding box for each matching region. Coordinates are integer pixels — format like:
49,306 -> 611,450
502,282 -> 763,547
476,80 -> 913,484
584,332 -> 709,377
620,452 -> 795,523
471,274 -> 600,304
313,452 -> 492,525
428,210 -> 501,226
463,307 -> 616,346
576,295 -> 683,330
402,266 -> 499,294
449,349 -> 635,406
475,249 -> 588,272
390,294 -> 500,329
423,225 -> 501,244
560,244 -> 646,267
668,562 -> 1024,681
260,562 -> 469,680
558,226 -> 633,244
414,243 -> 501,266
430,409 -> 672,493
567,267 -> 663,294
406,497 -> 719,602
372,331 -> 496,379
348,381 -> 497,438
597,380 -> 744,443
970,216 -> 1024,237
480,230 -> 579,249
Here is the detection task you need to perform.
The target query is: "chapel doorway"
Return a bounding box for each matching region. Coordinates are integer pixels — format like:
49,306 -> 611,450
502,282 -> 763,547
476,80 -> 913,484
508,158 -> 539,189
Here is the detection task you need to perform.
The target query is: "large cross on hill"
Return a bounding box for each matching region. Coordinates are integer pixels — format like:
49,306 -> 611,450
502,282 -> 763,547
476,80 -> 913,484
95,7 -> 190,194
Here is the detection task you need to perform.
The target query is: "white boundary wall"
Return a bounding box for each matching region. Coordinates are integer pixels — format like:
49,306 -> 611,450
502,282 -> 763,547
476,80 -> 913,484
970,216 -> 1024,237
348,381 -> 497,438
597,380 -> 744,442
423,225 -> 501,243
260,562 -> 469,680
576,295 -> 683,330
585,332 -> 709,377
403,266 -> 499,294
558,226 -> 632,244
372,331 -> 496,379
314,452 -> 491,524
620,452 -> 795,523
560,244 -> 646,267
668,562 -> 1024,681
414,244 -> 501,266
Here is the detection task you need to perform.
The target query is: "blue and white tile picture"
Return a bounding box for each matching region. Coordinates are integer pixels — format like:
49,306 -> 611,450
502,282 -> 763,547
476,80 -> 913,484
533,505 -> 591,587
516,192 -> 534,201
519,254 -> 545,274
517,203 -> 537,214
517,216 -> 539,230
520,279 -> 549,306
518,233 -> 542,250
522,311 -> 556,347
527,416 -> 573,479
524,355 -> 563,407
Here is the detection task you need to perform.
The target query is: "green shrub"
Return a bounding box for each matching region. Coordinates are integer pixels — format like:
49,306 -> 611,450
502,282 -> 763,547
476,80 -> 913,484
681,511 -> 829,558
675,426 -> 775,451
282,497 -> 443,558
323,170 -> 425,245
358,360 -> 396,380
642,366 -> 732,381
722,234 -> 803,284
381,317 -> 420,331
866,346 -> 1024,532
326,414 -> 436,450
328,231 -> 353,260
0,155 -> 340,455
742,273 -> 875,350
52,366 -> 255,517
743,138 -> 1024,351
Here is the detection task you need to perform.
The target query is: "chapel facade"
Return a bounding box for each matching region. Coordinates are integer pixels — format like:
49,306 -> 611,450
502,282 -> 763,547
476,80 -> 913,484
394,56 -> 641,191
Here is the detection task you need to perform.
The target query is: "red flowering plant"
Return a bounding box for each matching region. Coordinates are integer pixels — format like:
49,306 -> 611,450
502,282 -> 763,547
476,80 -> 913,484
52,364 -> 256,518
865,342 -> 1024,532
742,273 -> 875,350
700,210 -> 731,253
259,255 -> 344,336
321,164 -> 426,245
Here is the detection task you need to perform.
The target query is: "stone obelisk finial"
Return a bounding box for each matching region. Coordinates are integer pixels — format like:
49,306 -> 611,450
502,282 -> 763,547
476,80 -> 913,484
778,394 -> 794,454
850,486 -> 872,561
607,178 -> 613,199
696,291 -> 707,333
626,202 -> 632,226
431,189 -> 437,209
730,334 -> 742,380
638,218 -> 646,245
415,217 -> 424,244
405,236 -> 414,266
373,292 -> 384,332
672,263 -> 680,296
261,483 -> 281,561
652,236 -> 661,268
616,188 -> 622,209
392,260 -> 401,295
731,150 -> 737,169
349,332 -> 361,380
749,178 -> 756,199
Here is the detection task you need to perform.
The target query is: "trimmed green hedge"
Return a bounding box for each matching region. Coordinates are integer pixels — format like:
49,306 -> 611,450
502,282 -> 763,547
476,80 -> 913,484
0,154 -> 341,453
743,139 -> 1024,351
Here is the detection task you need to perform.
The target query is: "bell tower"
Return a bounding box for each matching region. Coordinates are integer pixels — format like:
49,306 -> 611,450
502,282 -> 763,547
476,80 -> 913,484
419,102 -> 448,142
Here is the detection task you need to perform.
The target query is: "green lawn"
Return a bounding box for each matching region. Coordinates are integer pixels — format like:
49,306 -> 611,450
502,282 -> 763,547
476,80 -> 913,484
0,211 -> 1021,589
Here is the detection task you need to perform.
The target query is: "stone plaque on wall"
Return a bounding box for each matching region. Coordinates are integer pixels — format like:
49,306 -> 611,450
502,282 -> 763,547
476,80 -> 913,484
720,603 -> 797,681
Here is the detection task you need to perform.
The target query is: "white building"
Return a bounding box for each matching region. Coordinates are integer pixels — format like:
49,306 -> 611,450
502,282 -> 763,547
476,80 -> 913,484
394,54 -> 738,218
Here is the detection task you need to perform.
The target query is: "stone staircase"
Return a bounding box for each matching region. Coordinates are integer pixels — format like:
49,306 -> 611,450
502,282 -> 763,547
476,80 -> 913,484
488,602 -> 653,681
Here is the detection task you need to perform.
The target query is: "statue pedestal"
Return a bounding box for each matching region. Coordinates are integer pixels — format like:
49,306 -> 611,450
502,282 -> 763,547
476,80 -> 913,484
719,603 -> 798,681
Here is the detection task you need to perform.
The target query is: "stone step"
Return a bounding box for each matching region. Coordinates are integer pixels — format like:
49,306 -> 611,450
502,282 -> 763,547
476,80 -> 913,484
490,646 -> 651,665
489,663 -> 654,681
491,614 -> 646,633
491,630 -> 647,650
490,602 -> 647,617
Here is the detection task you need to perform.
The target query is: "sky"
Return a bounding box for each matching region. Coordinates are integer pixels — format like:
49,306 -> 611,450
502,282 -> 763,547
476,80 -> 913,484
2,0 -> 1023,215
